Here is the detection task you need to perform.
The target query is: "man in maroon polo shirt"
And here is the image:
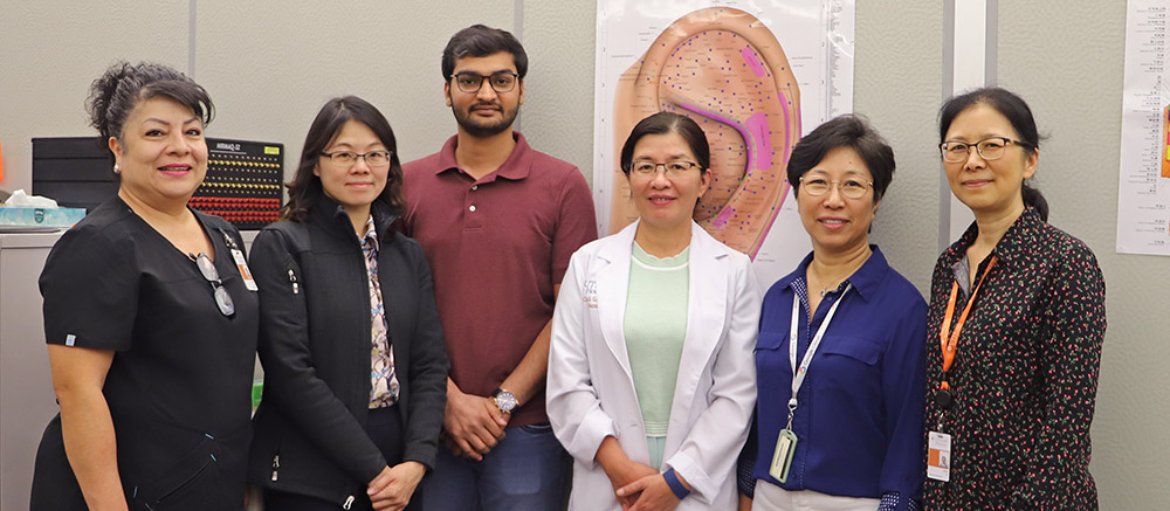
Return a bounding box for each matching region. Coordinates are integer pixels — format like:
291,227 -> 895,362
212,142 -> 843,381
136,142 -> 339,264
402,24 -> 597,511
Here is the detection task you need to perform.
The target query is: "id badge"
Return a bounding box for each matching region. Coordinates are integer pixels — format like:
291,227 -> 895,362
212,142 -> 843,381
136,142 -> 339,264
769,428 -> 798,483
231,248 -> 259,291
927,431 -> 952,482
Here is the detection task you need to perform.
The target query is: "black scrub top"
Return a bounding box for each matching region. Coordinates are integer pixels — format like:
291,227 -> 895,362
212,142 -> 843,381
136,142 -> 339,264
30,196 -> 258,511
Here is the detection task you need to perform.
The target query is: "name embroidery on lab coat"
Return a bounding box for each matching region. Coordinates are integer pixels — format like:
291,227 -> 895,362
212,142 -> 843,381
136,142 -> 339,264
583,279 -> 598,309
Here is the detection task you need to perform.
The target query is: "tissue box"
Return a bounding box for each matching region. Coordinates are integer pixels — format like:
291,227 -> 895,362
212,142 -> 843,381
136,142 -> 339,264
0,206 -> 86,229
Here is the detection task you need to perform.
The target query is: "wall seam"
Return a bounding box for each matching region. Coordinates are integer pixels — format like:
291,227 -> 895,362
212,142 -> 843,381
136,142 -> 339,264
188,0 -> 197,78
513,0 -> 524,132
986,0 -> 997,85
940,0 -> 955,253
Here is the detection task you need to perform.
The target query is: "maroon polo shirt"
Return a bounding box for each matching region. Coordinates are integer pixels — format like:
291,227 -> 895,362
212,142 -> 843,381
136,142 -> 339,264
402,132 -> 597,426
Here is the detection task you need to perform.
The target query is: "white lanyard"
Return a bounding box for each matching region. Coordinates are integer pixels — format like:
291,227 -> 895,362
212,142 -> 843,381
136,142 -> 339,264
785,284 -> 851,430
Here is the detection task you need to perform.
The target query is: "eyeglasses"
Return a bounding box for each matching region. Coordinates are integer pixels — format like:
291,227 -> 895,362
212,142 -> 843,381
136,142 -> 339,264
319,150 -> 393,168
798,176 -> 873,200
630,160 -> 700,178
450,71 -> 519,93
939,137 -> 1024,163
190,252 -> 235,317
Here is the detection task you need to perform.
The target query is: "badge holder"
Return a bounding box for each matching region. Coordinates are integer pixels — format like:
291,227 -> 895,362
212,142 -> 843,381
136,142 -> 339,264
222,230 -> 258,291
769,400 -> 799,483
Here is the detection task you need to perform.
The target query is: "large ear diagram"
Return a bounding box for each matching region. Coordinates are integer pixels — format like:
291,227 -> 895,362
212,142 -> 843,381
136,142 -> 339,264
611,7 -> 801,259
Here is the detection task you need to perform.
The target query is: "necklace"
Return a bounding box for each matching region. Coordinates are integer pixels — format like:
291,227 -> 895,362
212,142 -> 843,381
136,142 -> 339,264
809,247 -> 872,298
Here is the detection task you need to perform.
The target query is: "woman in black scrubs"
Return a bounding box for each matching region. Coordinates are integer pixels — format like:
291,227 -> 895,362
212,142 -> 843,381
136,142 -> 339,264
247,96 -> 448,511
30,62 -> 258,510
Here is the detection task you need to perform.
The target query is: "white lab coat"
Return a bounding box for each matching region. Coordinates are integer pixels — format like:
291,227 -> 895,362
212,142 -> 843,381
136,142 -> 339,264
548,221 -> 760,510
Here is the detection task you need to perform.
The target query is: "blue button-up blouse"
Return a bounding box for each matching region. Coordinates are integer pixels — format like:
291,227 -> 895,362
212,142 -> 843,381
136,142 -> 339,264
752,246 -> 926,510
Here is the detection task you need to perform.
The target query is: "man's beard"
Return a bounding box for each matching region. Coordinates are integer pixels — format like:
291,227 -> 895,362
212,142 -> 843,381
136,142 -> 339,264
453,101 -> 519,138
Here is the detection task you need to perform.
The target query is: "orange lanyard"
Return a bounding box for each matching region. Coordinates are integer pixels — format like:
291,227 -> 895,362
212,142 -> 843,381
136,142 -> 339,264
938,256 -> 997,391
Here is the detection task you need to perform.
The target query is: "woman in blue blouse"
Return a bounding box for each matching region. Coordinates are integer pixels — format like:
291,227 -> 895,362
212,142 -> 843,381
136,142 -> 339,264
740,115 -> 926,511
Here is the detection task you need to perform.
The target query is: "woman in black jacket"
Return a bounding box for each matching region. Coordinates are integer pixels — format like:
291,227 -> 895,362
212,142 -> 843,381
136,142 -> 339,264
248,96 -> 449,511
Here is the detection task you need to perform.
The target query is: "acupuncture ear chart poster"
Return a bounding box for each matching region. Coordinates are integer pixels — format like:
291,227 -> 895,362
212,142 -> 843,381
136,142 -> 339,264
1119,0 -> 1170,256
593,0 -> 855,285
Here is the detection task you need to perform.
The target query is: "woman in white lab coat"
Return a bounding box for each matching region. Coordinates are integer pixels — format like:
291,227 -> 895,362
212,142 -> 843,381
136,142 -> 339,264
548,111 -> 760,511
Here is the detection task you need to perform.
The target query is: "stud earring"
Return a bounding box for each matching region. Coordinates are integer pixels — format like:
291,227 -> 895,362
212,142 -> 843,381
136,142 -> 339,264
113,164 -> 120,174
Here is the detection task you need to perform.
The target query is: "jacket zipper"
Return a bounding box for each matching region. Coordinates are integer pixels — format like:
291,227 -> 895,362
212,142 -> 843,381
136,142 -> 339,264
271,454 -> 280,482
288,268 -> 299,295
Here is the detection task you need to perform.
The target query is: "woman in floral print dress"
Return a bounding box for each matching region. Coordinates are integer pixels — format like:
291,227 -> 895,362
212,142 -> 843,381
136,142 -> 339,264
924,87 -> 1106,510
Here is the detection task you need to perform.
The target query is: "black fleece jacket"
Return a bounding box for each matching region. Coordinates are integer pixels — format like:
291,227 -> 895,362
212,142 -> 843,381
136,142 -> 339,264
247,198 -> 448,506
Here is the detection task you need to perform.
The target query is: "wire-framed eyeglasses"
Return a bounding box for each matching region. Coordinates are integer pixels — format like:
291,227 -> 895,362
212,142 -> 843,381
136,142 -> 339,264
189,252 -> 235,317
629,160 -> 700,178
939,137 -> 1025,163
450,71 -> 519,93
319,150 -> 393,168
798,176 -> 873,200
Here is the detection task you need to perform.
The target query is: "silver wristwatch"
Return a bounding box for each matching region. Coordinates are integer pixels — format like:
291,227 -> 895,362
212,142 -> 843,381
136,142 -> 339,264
492,387 -> 517,414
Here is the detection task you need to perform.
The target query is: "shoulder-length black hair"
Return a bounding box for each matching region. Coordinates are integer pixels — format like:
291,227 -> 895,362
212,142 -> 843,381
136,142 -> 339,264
283,96 -> 404,222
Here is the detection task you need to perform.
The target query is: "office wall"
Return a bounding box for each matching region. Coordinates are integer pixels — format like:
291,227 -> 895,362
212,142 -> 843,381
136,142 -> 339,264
1,1 -> 1167,509
997,2 -> 1170,508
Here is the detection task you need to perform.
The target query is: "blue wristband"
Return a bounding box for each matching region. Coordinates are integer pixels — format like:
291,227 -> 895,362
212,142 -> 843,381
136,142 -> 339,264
662,468 -> 690,500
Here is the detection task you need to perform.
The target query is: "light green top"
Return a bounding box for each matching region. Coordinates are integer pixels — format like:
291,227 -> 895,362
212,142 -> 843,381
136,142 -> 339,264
624,242 -> 689,439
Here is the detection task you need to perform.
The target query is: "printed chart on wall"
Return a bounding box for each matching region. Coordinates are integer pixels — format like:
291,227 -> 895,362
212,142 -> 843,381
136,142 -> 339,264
1119,0 -> 1170,256
593,0 -> 855,285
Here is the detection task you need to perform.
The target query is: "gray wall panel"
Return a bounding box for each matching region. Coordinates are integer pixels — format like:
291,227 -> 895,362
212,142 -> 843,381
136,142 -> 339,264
999,2 -> 1170,509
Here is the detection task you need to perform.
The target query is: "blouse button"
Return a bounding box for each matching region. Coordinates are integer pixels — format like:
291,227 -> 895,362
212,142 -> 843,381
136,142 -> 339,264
471,185 -> 478,191
469,205 -> 477,212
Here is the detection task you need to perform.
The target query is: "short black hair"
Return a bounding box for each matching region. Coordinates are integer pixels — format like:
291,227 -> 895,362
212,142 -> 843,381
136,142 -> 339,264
87,61 -> 213,144
786,114 -> 895,202
619,111 -> 711,175
283,96 -> 403,222
441,24 -> 528,80
938,87 -> 1048,220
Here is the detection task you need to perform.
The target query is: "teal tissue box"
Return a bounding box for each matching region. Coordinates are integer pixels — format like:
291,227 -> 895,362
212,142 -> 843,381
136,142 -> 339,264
0,206 -> 86,230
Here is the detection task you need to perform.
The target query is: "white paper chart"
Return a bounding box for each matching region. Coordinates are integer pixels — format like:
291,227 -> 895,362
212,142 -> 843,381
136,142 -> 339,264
1118,0 -> 1170,256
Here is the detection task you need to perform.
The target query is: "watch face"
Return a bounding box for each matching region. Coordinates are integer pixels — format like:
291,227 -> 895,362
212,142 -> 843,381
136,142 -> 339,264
495,391 -> 518,413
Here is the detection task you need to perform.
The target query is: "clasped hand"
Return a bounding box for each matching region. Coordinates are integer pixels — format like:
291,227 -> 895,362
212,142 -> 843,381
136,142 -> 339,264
442,387 -> 509,461
366,461 -> 425,511
605,459 -> 682,511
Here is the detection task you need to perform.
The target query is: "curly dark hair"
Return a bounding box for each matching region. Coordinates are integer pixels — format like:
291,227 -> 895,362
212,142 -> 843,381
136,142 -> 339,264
86,61 -> 213,146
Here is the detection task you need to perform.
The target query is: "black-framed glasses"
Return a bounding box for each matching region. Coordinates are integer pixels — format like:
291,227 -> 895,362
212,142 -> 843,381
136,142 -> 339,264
798,175 -> 873,200
190,252 -> 235,317
319,150 -> 393,168
450,71 -> 519,93
630,160 -> 700,178
939,137 -> 1024,163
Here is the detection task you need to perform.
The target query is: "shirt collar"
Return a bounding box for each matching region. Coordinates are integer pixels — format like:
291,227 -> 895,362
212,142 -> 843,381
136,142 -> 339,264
361,215 -> 380,251
945,206 -> 1044,269
434,131 -> 533,181
777,245 -> 891,302
311,193 -> 399,241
